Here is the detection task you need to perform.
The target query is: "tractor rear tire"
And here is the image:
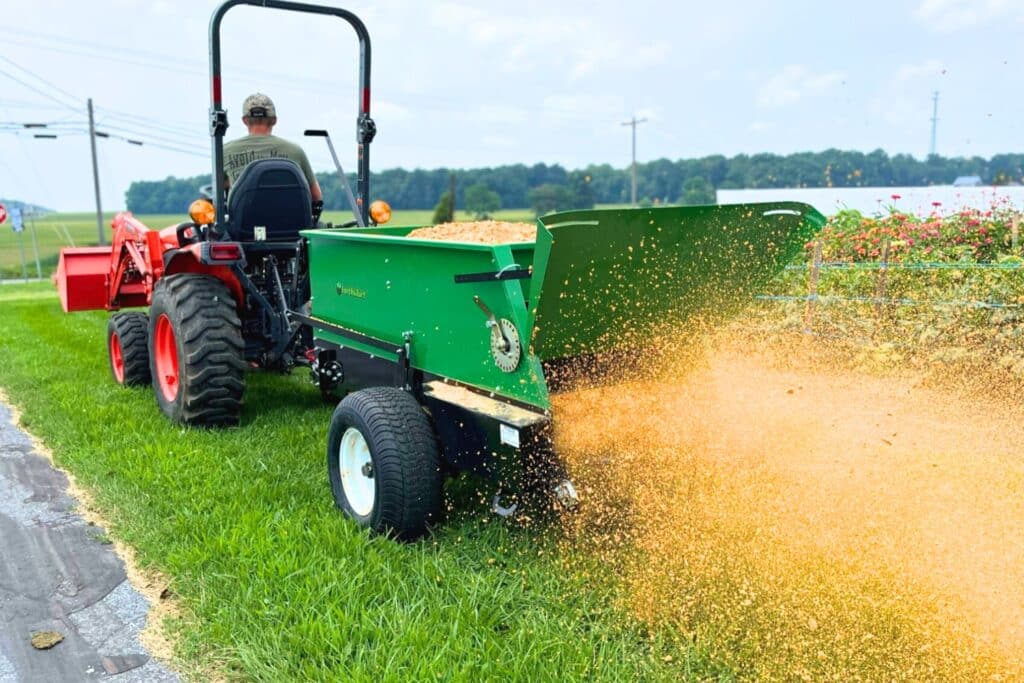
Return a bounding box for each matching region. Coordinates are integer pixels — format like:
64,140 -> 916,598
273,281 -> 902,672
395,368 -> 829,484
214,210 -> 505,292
148,274 -> 245,427
108,312 -> 151,387
327,387 -> 443,540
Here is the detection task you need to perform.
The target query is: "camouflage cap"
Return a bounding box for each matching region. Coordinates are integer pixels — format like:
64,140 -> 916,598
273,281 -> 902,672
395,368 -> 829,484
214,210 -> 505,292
242,93 -> 276,119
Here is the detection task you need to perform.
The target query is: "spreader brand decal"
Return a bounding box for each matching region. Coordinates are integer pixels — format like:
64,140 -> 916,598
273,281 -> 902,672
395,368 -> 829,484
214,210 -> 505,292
335,284 -> 367,299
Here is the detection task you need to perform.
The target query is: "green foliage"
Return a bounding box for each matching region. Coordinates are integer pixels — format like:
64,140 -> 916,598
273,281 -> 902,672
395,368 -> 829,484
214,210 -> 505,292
126,175 -> 210,214
811,203 -> 1022,263
567,171 -> 595,210
0,199 -> 53,214
529,184 -> 575,216
125,150 -> 1024,214
679,177 -> 715,206
759,205 -> 1024,377
431,190 -> 453,224
463,183 -> 501,219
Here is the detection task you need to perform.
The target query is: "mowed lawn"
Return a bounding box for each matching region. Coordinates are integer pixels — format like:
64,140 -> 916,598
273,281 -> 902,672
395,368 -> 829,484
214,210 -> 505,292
0,208 -> 535,280
0,284 -> 700,681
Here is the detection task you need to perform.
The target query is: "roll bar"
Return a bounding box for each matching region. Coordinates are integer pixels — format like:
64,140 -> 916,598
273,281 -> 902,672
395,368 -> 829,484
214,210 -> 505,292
208,0 -> 374,228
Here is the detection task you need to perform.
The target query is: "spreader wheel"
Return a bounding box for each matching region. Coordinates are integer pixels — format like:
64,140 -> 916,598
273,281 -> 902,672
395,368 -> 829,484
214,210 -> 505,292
327,387 -> 443,540
107,312 -> 151,387
148,274 -> 245,427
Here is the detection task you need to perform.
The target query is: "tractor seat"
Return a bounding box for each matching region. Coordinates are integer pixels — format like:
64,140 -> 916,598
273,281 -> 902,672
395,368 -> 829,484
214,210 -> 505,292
226,158 -> 312,242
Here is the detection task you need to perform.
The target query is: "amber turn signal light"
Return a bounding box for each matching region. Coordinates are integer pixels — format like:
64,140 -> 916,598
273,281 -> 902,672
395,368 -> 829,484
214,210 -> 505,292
370,200 -> 392,225
189,199 -> 216,226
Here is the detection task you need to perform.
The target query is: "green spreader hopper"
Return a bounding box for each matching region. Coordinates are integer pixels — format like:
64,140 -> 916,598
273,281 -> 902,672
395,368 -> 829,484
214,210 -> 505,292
298,202 -> 824,539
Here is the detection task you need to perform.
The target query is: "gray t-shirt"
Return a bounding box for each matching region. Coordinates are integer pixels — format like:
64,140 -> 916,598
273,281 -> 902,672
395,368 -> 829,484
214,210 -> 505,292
223,134 -> 316,187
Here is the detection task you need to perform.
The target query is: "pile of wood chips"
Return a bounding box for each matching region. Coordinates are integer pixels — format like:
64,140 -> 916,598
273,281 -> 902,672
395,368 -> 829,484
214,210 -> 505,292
406,220 -> 536,244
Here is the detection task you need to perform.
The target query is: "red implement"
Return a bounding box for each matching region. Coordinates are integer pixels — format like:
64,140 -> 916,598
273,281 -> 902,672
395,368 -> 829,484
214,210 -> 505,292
56,211 -> 242,314
56,247 -> 112,312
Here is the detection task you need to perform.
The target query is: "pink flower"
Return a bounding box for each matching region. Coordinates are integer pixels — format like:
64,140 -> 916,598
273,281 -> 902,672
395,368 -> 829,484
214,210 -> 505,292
891,194 -> 902,200
932,201 -> 942,207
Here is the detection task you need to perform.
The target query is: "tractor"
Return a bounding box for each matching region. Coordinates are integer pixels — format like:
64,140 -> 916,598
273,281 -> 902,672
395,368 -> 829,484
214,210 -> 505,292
57,0 -> 825,538
58,0 -> 382,426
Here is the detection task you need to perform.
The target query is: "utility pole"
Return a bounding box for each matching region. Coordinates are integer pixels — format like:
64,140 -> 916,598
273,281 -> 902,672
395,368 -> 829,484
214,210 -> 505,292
928,91 -> 939,159
87,97 -> 105,245
448,172 -> 456,222
26,206 -> 41,279
621,115 -> 647,206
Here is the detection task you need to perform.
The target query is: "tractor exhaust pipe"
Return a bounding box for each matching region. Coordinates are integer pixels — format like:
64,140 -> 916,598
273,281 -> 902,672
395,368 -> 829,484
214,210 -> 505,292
305,129 -> 365,228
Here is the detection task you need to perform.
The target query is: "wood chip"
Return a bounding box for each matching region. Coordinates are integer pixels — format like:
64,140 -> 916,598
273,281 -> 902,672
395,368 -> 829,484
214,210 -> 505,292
30,630 -> 64,649
406,220 -> 536,244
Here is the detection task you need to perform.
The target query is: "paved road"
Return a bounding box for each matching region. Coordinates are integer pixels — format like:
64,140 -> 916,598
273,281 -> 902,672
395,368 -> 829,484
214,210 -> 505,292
0,402 -> 178,682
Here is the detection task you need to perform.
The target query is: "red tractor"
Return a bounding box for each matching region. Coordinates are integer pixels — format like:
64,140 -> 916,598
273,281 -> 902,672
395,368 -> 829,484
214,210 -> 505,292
57,0 -> 386,426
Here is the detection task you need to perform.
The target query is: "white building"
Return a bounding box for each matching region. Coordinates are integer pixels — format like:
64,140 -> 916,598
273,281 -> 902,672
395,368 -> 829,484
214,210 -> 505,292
716,185 -> 1024,216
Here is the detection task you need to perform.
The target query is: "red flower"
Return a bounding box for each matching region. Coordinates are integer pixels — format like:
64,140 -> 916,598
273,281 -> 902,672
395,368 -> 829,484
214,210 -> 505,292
932,201 -> 942,207
891,194 -> 902,200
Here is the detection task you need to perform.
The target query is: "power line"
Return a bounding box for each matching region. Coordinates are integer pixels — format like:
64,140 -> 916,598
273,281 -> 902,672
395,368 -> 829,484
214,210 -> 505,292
1,28 -> 612,122
96,110 -> 206,138
0,56 -> 83,108
0,65 -> 81,113
94,121 -> 204,148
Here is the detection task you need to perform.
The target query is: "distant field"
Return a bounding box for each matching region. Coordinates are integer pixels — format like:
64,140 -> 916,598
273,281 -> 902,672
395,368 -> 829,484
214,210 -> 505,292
0,208 -> 536,280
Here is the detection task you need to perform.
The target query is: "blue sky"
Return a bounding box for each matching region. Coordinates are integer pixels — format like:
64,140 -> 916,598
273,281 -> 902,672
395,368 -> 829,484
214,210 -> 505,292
0,0 -> 1021,210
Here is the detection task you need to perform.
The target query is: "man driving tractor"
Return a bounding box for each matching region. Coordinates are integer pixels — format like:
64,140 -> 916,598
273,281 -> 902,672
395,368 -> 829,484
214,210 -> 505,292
224,92 -> 324,219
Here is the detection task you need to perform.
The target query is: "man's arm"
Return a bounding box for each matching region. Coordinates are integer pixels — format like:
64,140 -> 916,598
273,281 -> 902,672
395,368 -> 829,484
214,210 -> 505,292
295,147 -> 322,201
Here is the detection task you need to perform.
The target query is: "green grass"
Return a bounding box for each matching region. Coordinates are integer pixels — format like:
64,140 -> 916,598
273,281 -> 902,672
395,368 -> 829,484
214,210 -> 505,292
0,284 -> 709,681
0,209 -> 537,280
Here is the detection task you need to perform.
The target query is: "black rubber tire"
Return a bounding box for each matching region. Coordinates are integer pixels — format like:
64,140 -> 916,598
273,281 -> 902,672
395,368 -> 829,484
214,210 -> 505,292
327,387 -> 443,540
148,274 -> 245,427
107,312 -> 151,386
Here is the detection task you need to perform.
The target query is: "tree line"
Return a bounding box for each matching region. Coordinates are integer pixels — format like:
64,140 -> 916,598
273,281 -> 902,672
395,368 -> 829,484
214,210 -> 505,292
125,149 -> 1024,215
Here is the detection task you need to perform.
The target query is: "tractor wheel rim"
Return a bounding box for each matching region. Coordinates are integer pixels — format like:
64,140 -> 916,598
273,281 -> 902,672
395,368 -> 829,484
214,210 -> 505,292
154,314 -> 179,402
339,427 -> 375,517
110,333 -> 125,383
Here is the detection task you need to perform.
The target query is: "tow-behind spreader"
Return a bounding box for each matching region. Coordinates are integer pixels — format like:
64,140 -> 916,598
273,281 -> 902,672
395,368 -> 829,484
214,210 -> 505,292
55,0 -> 825,538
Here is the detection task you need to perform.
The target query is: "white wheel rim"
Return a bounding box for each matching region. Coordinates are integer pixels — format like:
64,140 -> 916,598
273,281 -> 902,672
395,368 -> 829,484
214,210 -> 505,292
339,427 -> 375,517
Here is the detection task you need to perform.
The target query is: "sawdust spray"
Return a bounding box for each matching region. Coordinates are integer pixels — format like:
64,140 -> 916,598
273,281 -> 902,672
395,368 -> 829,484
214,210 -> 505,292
552,328 -> 1024,681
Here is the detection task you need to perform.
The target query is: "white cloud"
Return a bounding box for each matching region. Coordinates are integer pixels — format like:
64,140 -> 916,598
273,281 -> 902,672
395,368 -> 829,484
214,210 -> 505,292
915,0 -> 1024,32
428,2 -> 670,81
475,105 -> 528,126
542,94 -> 626,125
866,60 -> 946,133
756,65 -> 846,109
372,100 -> 412,122
481,135 -> 516,148
894,59 -> 946,82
